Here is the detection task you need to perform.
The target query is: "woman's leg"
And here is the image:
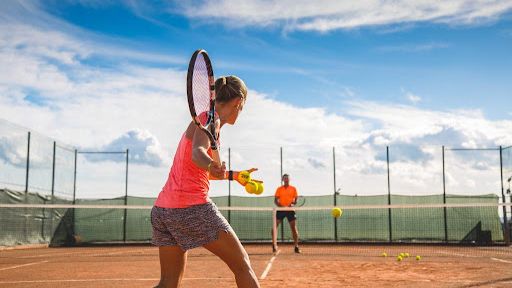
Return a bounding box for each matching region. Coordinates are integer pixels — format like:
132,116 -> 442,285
155,246 -> 188,288
203,230 -> 260,288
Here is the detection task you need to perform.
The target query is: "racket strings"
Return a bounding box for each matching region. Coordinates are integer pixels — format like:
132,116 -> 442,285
192,54 -> 211,126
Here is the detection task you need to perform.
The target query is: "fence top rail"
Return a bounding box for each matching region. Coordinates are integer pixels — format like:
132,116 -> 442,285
446,147 -> 500,151
77,151 -> 127,154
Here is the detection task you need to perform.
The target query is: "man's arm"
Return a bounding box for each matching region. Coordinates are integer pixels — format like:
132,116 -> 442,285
291,188 -> 298,206
274,196 -> 281,207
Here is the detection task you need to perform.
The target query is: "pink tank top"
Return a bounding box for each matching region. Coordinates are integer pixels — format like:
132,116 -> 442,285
155,133 -> 212,208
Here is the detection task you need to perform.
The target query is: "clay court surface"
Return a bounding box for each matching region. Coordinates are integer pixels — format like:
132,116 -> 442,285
1,244 -> 512,287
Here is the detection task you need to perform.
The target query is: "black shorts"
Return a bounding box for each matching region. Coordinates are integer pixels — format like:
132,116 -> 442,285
276,211 -> 296,222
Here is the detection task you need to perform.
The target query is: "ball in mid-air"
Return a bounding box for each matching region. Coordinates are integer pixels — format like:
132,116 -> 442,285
238,171 -> 251,185
331,207 -> 343,218
245,180 -> 258,194
254,182 -> 264,195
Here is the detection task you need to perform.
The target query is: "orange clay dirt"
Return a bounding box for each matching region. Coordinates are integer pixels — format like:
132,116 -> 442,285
1,244 -> 512,287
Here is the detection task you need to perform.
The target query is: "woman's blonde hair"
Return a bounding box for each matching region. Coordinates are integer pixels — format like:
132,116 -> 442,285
215,75 -> 247,103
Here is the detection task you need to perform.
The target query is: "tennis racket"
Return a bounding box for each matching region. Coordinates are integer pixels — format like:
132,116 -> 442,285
187,49 -> 220,164
294,196 -> 306,207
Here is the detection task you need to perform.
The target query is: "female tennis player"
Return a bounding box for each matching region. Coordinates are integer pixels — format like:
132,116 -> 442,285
151,76 -> 260,288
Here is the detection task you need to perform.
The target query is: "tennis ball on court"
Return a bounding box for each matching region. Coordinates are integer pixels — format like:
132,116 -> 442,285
254,182 -> 264,195
245,180 -> 258,194
397,256 -> 403,262
416,255 -> 421,261
238,171 -> 251,185
405,253 -> 410,258
381,252 -> 388,257
331,207 -> 343,218
399,253 -> 405,258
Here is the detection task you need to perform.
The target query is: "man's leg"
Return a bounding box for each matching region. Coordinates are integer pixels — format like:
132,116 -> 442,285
289,219 -> 301,253
272,219 -> 282,252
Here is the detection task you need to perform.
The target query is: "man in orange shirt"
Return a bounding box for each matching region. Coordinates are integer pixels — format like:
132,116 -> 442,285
272,174 -> 301,253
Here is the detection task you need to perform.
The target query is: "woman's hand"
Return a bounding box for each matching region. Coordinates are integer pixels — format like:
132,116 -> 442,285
208,161 -> 226,179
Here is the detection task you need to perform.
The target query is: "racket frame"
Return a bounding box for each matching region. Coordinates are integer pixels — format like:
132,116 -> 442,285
187,49 -> 220,163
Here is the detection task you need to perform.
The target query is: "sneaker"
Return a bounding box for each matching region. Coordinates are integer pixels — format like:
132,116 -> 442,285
272,246 -> 277,253
294,246 -> 302,254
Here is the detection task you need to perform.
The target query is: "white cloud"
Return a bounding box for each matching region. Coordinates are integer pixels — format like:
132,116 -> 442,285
377,42 -> 451,53
83,129 -> 168,167
401,88 -> 422,104
173,0 -> 512,32
407,93 -> 422,104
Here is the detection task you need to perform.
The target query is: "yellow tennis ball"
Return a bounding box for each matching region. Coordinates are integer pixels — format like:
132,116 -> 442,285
238,171 -> 251,185
245,180 -> 258,194
399,253 -> 405,257
416,255 -> 421,261
397,256 -> 403,262
381,252 -> 387,257
405,253 -> 410,258
331,207 -> 342,218
254,182 -> 264,195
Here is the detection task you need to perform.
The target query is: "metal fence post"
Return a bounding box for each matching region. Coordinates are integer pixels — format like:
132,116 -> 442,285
500,146 -> 510,245
228,147 -> 231,223
442,146 -> 448,243
24,131 -> 31,242
333,147 -> 338,242
387,146 -> 392,243
123,149 -> 129,243
49,141 -> 56,240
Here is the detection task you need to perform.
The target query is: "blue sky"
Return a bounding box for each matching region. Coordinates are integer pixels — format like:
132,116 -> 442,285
42,0 -> 512,118
1,0 -> 512,199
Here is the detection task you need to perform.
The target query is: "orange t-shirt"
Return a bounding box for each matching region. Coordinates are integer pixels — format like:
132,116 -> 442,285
275,185 -> 298,207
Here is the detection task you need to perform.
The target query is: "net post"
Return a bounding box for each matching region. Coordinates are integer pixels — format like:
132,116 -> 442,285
333,146 -> 338,242
123,149 -> 129,243
386,146 -> 392,243
442,146 -> 448,243
228,147 -> 231,223
500,146 -> 510,245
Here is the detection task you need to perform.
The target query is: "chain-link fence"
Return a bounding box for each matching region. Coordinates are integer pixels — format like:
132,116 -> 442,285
2,118 -> 511,245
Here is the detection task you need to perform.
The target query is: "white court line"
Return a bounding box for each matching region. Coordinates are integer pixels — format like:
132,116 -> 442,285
437,251 -> 512,264
20,248 -> 153,258
491,257 -> 512,264
437,251 -> 476,258
0,277 -> 231,284
0,260 -> 48,271
260,250 -> 280,280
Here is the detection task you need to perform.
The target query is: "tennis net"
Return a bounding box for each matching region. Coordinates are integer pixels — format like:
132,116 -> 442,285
1,202 -> 510,249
